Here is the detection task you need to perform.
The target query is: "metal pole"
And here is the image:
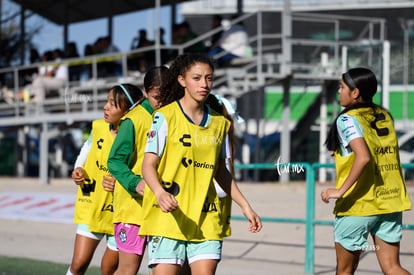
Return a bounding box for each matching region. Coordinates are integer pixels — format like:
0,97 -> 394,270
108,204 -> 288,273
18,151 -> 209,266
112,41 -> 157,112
341,45 -> 348,73
237,0 -> 243,16
280,76 -> 291,183
171,0 -> 177,27
319,81 -> 327,183
305,163 -> 316,274
39,122 -> 49,185
280,0 -> 292,183
17,127 -> 26,177
20,5 -> 25,65
382,40 -> 390,110
281,0 -> 292,76
398,19 -> 414,120
63,0 -> 68,49
403,23 -> 409,121
0,0 -> 3,42
155,0 -> 161,66
108,0 -> 113,40
254,87 -> 263,181
257,12 -> 264,84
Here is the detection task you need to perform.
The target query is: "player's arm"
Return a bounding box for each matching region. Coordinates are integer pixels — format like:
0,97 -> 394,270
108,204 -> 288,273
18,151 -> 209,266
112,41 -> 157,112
108,118 -> 142,194
215,135 -> 262,233
321,115 -> 370,202
71,130 -> 92,185
142,112 -> 177,212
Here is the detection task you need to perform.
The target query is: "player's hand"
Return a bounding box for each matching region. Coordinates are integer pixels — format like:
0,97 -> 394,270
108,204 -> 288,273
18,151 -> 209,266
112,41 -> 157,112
71,167 -> 84,185
102,174 -> 116,192
136,179 -> 146,196
156,191 -> 178,213
242,206 -> 262,233
321,188 -> 341,203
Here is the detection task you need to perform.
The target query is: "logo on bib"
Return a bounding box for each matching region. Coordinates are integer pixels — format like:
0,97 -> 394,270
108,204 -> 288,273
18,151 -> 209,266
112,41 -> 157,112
181,157 -> 215,170
161,181 -> 180,196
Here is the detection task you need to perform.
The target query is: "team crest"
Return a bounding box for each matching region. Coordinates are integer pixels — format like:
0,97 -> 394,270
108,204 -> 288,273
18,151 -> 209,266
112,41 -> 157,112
147,130 -> 156,142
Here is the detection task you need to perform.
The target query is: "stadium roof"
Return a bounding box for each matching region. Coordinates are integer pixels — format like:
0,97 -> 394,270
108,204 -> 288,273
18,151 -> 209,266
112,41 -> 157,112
10,0 -> 192,25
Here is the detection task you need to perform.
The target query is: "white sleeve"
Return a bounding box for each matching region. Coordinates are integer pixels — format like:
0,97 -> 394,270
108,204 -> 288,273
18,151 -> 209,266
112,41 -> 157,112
337,114 -> 364,147
73,133 -> 92,168
145,112 -> 168,157
221,133 -> 231,165
215,133 -> 231,198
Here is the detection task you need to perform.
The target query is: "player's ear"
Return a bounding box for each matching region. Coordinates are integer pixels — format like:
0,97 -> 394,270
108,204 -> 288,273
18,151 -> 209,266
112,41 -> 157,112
177,75 -> 186,88
352,87 -> 360,100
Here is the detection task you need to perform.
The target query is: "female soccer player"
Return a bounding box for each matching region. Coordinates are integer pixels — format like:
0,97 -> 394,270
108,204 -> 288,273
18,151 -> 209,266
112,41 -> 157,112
68,84 -> 142,275
107,66 -> 170,275
321,67 -> 411,274
141,54 -> 262,275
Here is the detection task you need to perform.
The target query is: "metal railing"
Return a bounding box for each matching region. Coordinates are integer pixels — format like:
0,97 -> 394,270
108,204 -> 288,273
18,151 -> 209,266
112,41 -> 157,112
0,10 -> 390,183
232,162 -> 414,274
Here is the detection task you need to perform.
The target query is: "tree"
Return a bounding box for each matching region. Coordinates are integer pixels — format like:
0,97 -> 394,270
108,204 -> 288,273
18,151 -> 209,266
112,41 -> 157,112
1,1 -> 42,86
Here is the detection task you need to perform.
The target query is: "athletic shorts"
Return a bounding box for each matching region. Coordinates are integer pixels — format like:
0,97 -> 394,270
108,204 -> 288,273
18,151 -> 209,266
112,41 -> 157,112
147,236 -> 222,267
334,212 -> 403,251
114,222 -> 148,255
76,224 -> 117,251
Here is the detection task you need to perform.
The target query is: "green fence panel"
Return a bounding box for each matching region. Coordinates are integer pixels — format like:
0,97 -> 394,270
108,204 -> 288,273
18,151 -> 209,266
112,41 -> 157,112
232,162 -> 414,274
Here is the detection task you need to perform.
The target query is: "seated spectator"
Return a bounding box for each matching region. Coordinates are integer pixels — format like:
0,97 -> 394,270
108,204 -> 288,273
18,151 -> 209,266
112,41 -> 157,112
208,15 -> 223,51
96,36 -> 122,77
176,21 -> 206,54
65,41 -> 80,59
79,44 -> 94,81
208,17 -> 250,67
130,29 -> 153,50
129,29 -> 154,72
21,48 -> 41,85
65,41 -> 82,81
19,48 -> 68,102
38,50 -> 55,76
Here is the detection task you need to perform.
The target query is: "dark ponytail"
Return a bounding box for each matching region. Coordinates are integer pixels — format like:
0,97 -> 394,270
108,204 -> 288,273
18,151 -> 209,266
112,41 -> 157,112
325,67 -> 382,152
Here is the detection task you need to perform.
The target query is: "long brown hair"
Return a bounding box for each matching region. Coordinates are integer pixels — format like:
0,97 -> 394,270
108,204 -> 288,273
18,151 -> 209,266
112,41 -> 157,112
158,53 -> 215,107
205,94 -> 235,174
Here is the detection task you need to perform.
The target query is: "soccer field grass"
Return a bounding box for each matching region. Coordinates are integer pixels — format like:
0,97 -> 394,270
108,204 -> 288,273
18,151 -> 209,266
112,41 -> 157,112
0,256 -> 101,275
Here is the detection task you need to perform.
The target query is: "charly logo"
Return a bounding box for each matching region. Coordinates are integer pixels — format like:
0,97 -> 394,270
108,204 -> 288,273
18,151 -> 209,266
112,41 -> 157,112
179,134 -> 192,147
97,138 -> 104,149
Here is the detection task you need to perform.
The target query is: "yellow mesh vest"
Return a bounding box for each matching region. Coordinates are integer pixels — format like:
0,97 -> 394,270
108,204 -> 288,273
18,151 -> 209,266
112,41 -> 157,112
74,120 -> 115,234
113,105 -> 152,225
334,107 -> 412,216
140,102 -> 231,241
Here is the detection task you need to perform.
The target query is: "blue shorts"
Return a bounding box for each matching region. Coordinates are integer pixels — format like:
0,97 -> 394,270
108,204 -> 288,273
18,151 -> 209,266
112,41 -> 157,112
334,212 -> 403,251
147,236 -> 222,267
76,224 -> 117,251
